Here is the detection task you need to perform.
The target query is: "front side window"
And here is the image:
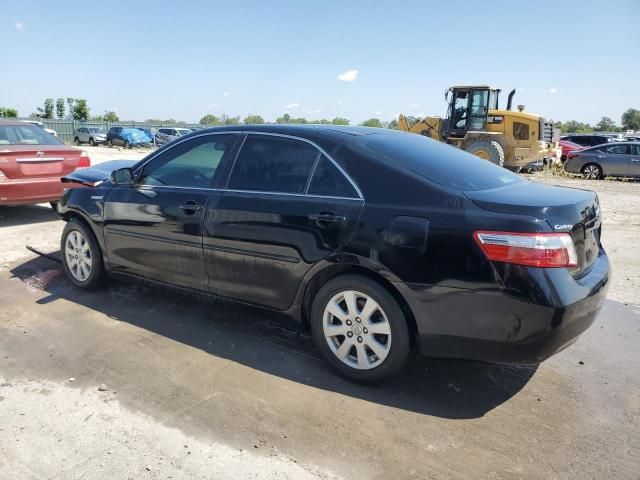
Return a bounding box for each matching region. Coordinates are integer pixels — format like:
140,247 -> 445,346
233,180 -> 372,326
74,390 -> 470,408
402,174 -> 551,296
139,134 -> 236,188
228,135 -> 318,194
513,122 -> 530,140
308,155 -> 359,198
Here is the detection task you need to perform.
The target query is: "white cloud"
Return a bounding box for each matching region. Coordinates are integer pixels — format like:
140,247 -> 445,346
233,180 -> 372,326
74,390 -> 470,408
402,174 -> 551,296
543,87 -> 558,94
337,69 -> 358,82
307,109 -> 322,114
415,113 -> 425,118
223,92 -> 229,97
285,102 -> 300,109
373,110 -> 383,116
15,22 -> 23,30
337,101 -> 343,105
207,103 -> 219,109
408,103 -> 420,108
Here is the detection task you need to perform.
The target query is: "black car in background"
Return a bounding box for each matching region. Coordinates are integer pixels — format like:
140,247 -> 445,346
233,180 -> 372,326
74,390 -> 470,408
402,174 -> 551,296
561,134 -> 611,147
58,125 -> 609,382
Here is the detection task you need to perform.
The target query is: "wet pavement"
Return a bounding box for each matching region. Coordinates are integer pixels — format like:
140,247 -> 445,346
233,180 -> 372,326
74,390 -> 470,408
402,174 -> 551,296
1,251 -> 639,479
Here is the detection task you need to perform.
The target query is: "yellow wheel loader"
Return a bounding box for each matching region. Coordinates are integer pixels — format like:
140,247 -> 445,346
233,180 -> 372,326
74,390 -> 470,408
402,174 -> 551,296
398,86 -> 561,170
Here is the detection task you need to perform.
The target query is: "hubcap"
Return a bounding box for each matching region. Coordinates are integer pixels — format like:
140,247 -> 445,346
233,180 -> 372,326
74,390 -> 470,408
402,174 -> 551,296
322,290 -> 392,370
65,231 -> 92,282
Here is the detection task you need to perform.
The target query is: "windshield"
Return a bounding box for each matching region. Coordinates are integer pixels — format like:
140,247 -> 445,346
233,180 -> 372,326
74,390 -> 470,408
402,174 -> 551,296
176,129 -> 191,136
0,125 -> 63,145
357,132 -> 523,191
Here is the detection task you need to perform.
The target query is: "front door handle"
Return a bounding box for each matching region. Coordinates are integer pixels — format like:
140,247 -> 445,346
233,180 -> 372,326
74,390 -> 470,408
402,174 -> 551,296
631,159 -> 640,162
309,212 -> 346,223
179,201 -> 201,212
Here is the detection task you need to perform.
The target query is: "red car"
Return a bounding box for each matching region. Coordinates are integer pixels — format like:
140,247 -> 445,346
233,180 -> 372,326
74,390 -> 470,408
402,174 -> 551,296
0,120 -> 90,207
559,139 -> 585,163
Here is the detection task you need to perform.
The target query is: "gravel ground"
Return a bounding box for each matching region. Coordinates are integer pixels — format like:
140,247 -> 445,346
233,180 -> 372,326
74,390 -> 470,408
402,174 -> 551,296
0,149 -> 638,479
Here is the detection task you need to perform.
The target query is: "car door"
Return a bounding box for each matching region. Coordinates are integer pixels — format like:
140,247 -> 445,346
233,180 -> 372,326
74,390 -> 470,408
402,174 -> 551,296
602,144 -> 631,176
203,133 -> 364,310
103,132 -> 240,290
77,128 -> 87,143
630,144 -> 640,177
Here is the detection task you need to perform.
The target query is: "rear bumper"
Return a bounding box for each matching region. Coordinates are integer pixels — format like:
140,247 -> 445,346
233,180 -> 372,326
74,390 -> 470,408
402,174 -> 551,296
395,250 -> 610,364
0,177 -> 64,205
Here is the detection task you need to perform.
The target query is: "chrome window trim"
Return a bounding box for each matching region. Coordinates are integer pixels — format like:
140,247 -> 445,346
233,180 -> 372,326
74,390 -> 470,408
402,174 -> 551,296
132,129 -> 364,200
132,184 -> 363,202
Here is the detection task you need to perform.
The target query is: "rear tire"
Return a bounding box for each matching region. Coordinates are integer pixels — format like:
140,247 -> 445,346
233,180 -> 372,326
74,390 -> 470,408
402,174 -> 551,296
123,140 -> 130,149
106,139 -> 112,147
74,137 -> 80,145
50,201 -> 58,211
310,275 -> 410,383
465,139 -> 505,167
89,137 -> 96,146
582,163 -> 602,180
61,219 -> 105,290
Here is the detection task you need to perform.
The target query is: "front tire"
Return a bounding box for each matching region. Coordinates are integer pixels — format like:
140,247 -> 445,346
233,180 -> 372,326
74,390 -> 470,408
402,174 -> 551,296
123,140 -> 130,149
74,137 -> 80,146
61,219 -> 105,290
106,139 -> 112,147
89,137 -> 96,146
465,139 -> 505,167
310,275 -> 410,383
582,163 -> 602,180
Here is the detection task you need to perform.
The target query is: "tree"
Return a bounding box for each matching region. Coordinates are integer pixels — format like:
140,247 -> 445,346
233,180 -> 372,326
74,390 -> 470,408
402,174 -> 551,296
43,98 -> 54,119
66,98 -> 75,119
56,98 -> 65,119
361,118 -> 383,128
331,117 -> 349,125
594,117 -> 617,132
103,111 -> 119,122
621,108 -> 640,131
199,114 -> 220,125
221,114 -> 240,125
387,118 -> 399,130
0,107 -> 18,118
71,99 -> 90,121
243,114 -> 265,124
309,119 -> 331,124
276,113 -> 292,124
559,120 -> 593,133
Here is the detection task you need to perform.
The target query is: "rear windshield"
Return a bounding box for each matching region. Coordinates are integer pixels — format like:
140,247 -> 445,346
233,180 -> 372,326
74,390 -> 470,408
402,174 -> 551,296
357,132 -> 523,191
0,125 -> 63,145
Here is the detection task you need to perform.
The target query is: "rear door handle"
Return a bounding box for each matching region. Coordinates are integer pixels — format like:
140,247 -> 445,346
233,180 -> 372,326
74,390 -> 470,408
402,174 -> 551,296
631,159 -> 640,162
179,201 -> 201,212
309,212 -> 346,223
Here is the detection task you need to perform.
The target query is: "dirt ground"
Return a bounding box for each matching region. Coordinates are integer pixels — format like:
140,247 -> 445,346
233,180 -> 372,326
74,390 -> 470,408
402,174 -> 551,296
1,147 -> 639,479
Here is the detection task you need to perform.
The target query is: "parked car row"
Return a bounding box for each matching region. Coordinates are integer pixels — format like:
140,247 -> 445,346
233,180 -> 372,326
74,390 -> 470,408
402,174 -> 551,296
563,141 -> 640,179
73,125 -> 201,148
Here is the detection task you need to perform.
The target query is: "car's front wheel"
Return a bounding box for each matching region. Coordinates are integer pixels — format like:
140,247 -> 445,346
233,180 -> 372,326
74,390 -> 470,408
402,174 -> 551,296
310,275 -> 410,383
89,137 -> 96,146
61,219 -> 105,290
106,139 -> 112,147
74,137 -> 80,145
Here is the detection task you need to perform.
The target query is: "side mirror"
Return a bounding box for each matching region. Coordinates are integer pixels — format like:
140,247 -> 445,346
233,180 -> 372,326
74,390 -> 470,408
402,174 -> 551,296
111,167 -> 134,185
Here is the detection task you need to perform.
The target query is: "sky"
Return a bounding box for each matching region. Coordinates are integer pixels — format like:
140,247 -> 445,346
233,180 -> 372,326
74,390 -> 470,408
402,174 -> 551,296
1,0 -> 639,125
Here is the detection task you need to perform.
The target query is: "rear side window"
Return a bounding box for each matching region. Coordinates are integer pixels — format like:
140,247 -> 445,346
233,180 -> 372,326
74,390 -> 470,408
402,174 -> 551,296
357,132 -> 522,191
308,155 -> 359,198
605,144 -> 630,154
228,135 -> 318,194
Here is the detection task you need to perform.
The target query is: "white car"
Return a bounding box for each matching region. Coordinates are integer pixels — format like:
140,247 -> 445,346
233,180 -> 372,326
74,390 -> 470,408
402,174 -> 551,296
21,120 -> 57,137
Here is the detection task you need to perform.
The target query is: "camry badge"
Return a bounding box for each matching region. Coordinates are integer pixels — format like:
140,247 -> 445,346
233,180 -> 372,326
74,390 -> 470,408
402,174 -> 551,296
554,224 -> 573,230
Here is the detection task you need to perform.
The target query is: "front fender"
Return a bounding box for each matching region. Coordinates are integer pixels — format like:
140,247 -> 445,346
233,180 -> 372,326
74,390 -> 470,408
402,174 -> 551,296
59,186 -> 108,254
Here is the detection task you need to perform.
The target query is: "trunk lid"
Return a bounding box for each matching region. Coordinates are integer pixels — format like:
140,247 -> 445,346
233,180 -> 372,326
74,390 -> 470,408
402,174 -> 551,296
465,181 -> 601,276
0,145 -> 84,179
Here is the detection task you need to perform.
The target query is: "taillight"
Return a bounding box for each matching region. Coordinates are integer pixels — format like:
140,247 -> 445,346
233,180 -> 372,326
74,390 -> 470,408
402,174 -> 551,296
473,231 -> 577,268
79,151 -> 91,168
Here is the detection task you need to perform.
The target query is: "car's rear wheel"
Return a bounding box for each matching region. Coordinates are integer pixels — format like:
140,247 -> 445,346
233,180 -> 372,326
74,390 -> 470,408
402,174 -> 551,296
74,137 -> 80,145
582,163 -> 602,180
50,201 -> 58,211
106,139 -> 112,147
61,219 -> 105,290
310,275 -> 410,383
124,140 -> 130,149
89,137 -> 95,146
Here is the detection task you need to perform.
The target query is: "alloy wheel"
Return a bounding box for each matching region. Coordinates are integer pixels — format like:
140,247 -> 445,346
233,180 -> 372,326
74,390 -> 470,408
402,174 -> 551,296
583,164 -> 600,179
65,230 -> 92,282
322,290 -> 392,370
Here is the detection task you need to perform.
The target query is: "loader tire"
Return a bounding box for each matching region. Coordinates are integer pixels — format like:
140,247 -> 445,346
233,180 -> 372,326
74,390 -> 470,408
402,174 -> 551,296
465,140 -> 505,167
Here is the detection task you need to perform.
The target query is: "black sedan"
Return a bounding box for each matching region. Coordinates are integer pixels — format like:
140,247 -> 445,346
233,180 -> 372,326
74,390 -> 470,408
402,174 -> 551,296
58,125 -> 609,383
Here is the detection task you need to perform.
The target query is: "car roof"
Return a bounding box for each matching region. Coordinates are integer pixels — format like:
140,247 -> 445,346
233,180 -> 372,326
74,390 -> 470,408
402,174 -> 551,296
0,119 -> 35,126
195,124 -> 387,140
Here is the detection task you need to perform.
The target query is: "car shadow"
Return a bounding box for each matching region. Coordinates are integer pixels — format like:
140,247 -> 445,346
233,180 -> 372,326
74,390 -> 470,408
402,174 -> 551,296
10,252 -> 538,420
0,204 -> 59,227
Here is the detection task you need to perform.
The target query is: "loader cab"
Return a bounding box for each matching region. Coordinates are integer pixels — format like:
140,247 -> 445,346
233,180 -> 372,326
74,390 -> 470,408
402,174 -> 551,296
445,86 -> 500,138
